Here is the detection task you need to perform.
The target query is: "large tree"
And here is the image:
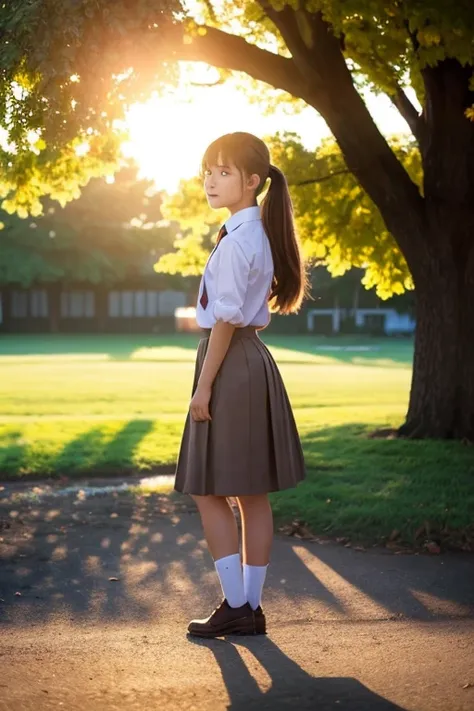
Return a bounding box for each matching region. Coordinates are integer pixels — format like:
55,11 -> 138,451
1,1 -> 474,439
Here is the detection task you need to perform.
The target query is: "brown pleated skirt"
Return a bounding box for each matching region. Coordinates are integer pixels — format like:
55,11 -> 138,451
174,326 -> 306,496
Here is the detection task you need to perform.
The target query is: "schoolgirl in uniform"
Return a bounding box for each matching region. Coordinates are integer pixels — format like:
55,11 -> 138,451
174,131 -> 308,637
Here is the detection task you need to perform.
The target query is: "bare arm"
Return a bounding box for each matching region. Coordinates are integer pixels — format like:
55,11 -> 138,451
190,320 -> 236,422
199,320 -> 236,388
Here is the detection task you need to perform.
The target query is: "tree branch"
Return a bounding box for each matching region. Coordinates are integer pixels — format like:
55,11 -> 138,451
256,1 -> 335,85
252,8 -> 426,250
345,42 -> 424,144
403,18 -> 420,55
390,86 -> 424,144
290,168 -> 352,186
150,22 -> 311,102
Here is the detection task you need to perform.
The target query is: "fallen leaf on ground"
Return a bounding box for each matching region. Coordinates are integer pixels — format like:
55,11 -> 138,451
425,541 -> 441,554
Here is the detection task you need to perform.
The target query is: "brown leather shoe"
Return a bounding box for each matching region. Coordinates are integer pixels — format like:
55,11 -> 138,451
187,599 -> 256,638
254,605 -> 267,635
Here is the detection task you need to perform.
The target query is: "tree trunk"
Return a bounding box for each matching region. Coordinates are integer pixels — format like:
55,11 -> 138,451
399,219 -> 474,440
397,59 -> 474,440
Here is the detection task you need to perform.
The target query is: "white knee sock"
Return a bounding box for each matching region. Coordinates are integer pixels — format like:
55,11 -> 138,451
214,553 -> 247,608
243,563 -> 268,610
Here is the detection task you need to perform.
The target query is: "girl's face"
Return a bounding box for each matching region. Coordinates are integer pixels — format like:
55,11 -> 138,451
203,155 -> 260,215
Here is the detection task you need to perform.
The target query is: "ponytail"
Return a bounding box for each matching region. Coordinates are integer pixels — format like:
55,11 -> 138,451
261,164 -> 309,314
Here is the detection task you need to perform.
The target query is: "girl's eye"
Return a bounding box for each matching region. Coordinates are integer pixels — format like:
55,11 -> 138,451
203,168 -> 229,177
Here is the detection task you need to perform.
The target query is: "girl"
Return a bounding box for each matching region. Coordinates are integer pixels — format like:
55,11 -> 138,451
174,131 -> 308,638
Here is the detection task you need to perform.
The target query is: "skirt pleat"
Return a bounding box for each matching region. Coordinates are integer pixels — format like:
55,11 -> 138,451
174,326 -> 306,496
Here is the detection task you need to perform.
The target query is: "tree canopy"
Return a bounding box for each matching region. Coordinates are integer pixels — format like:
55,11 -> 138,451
0,164 -> 177,286
2,1 -> 472,213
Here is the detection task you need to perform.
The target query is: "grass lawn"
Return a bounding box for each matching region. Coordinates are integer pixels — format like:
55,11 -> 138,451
1,333 -> 473,547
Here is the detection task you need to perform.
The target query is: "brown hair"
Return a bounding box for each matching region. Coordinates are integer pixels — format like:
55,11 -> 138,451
201,132 -> 309,314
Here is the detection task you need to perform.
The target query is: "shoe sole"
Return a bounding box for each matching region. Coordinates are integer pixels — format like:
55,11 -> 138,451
188,617 -> 257,638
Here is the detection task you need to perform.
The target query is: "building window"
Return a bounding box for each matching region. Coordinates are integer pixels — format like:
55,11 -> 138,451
30,290 -> 48,317
158,290 -> 186,316
146,291 -> 159,317
11,290 -> 48,318
109,291 -> 120,318
108,290 -> 160,318
11,291 -> 28,318
61,291 -> 95,318
119,291 -> 133,318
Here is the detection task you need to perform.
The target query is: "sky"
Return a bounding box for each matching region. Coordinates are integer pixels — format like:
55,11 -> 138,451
120,62 -> 417,194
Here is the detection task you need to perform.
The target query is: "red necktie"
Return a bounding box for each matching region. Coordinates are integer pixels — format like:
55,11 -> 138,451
200,225 -> 227,310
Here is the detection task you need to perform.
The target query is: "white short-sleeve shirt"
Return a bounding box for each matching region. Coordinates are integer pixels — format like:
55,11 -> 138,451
196,205 -> 274,329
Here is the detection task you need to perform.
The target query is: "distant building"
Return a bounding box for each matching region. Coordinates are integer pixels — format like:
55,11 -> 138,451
0,268 -> 415,336
306,307 -> 415,336
0,282 -> 189,334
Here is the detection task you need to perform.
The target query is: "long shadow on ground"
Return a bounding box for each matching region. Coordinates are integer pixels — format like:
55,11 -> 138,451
191,635 -> 408,710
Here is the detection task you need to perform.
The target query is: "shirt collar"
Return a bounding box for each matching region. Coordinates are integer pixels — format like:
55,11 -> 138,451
224,205 -> 261,234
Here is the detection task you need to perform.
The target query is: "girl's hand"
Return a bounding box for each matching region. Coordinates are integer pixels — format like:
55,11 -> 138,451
190,384 -> 212,422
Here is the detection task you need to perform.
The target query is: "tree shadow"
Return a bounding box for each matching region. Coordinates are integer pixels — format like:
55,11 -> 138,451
0,419 -> 175,481
0,487 -> 211,625
53,419 -> 156,477
188,635 -> 408,710
267,531 -> 474,622
0,429 -> 29,479
0,483 -> 472,631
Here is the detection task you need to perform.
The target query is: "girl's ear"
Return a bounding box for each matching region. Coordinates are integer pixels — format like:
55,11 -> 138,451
247,172 -> 261,191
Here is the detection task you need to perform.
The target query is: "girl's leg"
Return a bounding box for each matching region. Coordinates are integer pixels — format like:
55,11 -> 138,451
236,494 -> 274,610
191,494 -> 246,608
191,494 -> 239,559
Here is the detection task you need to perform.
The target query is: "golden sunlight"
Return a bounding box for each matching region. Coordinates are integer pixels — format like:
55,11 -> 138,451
118,62 -> 329,193
119,62 -> 415,194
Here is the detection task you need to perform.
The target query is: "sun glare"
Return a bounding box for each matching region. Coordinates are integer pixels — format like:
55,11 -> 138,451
119,62 -> 330,194
119,62 -> 414,195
